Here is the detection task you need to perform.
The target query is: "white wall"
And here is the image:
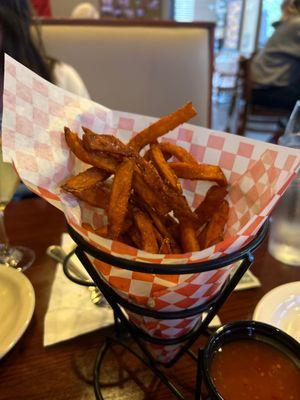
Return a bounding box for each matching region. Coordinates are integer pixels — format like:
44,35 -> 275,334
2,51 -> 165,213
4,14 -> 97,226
194,0 -> 216,21
50,0 -> 99,17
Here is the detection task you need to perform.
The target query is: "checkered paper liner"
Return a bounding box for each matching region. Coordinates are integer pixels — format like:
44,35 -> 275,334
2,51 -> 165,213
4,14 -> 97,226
2,55 -> 300,362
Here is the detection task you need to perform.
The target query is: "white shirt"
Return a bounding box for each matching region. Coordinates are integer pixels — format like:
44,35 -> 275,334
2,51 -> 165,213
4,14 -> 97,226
53,62 -> 90,99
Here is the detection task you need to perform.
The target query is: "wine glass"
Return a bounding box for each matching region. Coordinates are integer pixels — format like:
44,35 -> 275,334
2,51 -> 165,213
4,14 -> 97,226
0,143 -> 35,270
279,100 -> 300,146
268,101 -> 300,266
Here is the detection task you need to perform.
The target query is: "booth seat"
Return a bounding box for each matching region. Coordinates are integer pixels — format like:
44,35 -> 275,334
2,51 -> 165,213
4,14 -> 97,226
40,20 -> 214,127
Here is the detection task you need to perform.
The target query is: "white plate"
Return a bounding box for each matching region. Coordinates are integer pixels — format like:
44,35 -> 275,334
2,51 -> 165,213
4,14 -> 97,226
0,266 -> 35,358
253,281 -> 300,342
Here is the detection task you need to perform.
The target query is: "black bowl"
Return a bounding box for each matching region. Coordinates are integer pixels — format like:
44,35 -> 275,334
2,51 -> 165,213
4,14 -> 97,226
200,320 -> 300,400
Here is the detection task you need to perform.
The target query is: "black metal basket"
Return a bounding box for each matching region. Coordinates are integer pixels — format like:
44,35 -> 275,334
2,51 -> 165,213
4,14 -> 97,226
64,221 -> 268,400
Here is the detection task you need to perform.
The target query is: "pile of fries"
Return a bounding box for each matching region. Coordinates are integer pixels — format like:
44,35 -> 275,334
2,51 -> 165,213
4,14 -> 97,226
62,102 -> 229,254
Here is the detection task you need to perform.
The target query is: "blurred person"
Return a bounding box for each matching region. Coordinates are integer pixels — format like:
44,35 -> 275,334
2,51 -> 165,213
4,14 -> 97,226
0,0 -> 90,117
0,0 -> 90,199
251,0 -> 300,111
71,2 -> 100,19
30,0 -> 52,17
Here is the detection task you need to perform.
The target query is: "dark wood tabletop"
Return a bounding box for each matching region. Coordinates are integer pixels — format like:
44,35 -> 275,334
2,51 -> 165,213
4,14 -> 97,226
0,198 -> 299,400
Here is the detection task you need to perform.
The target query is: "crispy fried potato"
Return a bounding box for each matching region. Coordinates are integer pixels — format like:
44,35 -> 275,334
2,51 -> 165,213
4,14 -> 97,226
62,167 -> 109,192
127,225 -> 142,248
170,162 -> 227,186
145,207 -> 170,237
152,226 -> 164,246
195,186 -> 228,228
135,158 -> 174,213
63,182 -> 110,209
165,215 -> 181,240
64,127 -> 119,172
65,102 -> 230,254
131,191 -> 182,253
133,209 -> 159,253
159,238 -> 172,254
198,200 -> 229,249
82,127 -> 133,157
108,158 -> 135,239
170,192 -> 198,223
82,223 -> 109,238
159,142 -> 198,164
143,147 -> 172,162
136,157 -> 197,223
144,206 -> 181,253
82,222 -> 94,231
150,143 -> 182,192
128,102 -> 197,151
132,171 -> 171,216
180,220 -> 200,252
83,223 -> 133,246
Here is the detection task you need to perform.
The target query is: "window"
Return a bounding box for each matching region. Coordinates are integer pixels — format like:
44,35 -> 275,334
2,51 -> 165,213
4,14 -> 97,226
258,0 -> 282,48
174,0 -> 195,22
223,0 -> 244,50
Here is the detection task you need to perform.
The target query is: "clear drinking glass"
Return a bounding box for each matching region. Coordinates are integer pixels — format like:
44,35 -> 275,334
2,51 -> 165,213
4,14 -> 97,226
268,101 -> 300,266
0,142 -> 35,270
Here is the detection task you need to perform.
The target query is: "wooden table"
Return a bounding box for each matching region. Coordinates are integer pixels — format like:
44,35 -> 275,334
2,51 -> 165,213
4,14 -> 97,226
0,198 -> 299,400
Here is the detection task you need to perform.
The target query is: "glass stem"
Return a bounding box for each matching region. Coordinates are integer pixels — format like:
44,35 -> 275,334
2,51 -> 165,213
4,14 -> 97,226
0,209 -> 10,254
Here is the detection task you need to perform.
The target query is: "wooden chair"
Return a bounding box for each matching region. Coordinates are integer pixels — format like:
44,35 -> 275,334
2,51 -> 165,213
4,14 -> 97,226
227,55 -> 290,142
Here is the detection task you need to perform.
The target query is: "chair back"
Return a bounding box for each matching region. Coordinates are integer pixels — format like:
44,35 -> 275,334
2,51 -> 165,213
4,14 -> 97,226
236,55 -> 254,104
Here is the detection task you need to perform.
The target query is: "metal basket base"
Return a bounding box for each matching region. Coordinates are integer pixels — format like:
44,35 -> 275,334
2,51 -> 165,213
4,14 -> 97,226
65,222 -> 268,399
93,333 -> 203,400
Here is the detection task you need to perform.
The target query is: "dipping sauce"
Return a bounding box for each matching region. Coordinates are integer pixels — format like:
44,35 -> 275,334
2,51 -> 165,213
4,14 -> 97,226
210,339 -> 300,400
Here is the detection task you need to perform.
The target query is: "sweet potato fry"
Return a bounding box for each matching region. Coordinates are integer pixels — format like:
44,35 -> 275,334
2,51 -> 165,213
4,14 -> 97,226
136,157 -> 197,223
82,222 -> 94,232
198,200 -> 229,249
170,192 -> 199,224
195,186 -> 228,227
132,171 -> 171,216
62,167 -> 109,192
143,206 -> 181,253
135,158 -> 174,213
180,220 -> 200,253
64,102 -> 230,255
143,147 -> 172,162
131,192 -> 182,253
82,127 -> 133,157
128,102 -> 197,151
152,226 -> 164,246
133,209 -> 159,253
170,162 -> 227,186
63,182 -> 110,209
82,224 -> 136,246
165,215 -> 181,241
64,127 -> 119,172
159,142 -> 198,164
127,225 -> 142,248
159,238 -> 172,254
95,226 -> 109,237
108,158 -> 135,239
150,143 -> 182,192
82,223 -> 109,238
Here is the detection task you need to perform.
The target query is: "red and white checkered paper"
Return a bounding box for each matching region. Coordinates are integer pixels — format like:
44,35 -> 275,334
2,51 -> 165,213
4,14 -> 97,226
2,55 -> 300,363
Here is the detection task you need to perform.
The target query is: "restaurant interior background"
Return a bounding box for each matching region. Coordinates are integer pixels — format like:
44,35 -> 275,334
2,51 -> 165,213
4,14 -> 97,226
34,0 -> 286,142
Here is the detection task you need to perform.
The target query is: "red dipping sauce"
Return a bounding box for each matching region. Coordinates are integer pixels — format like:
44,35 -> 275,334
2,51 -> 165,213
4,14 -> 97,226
210,339 -> 300,400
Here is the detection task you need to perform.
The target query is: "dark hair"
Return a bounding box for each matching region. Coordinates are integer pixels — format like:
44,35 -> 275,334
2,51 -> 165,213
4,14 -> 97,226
0,0 -> 53,82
